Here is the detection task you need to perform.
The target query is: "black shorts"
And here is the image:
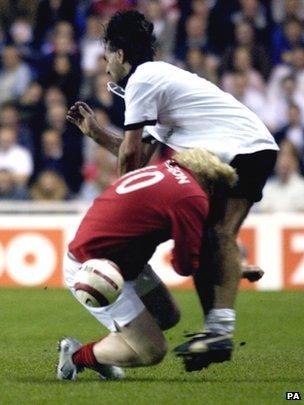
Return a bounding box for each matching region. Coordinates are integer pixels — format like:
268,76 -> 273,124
229,149 -> 278,202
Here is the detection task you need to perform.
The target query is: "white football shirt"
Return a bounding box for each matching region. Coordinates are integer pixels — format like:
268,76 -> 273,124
124,61 -> 278,163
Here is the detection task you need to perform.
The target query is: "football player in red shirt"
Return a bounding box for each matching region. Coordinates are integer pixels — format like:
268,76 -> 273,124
57,148 -> 237,380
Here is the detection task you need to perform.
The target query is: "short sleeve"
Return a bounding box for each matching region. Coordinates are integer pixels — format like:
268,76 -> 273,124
124,82 -> 158,130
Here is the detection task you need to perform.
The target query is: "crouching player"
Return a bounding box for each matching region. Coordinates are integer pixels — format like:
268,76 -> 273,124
57,148 -> 237,380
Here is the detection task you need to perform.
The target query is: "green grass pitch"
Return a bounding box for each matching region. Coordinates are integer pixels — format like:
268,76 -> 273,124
1,288 -> 303,404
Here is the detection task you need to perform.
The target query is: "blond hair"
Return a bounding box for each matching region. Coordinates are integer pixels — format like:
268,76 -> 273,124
173,148 -> 238,196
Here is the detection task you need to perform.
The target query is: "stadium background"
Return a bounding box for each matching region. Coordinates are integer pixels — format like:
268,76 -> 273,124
0,0 -> 304,289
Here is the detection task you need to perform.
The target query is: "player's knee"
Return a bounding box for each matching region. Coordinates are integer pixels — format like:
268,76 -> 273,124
141,339 -> 168,366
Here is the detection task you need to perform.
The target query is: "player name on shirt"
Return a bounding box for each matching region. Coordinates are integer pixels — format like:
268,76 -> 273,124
165,160 -> 190,184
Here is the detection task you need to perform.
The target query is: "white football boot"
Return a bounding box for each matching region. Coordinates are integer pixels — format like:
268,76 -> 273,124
57,336 -> 125,381
57,337 -> 83,380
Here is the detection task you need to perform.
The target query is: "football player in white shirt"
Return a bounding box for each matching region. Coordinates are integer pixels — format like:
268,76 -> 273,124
67,10 -> 278,372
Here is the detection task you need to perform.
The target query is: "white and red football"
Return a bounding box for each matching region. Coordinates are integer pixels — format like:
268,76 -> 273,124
73,259 -> 124,307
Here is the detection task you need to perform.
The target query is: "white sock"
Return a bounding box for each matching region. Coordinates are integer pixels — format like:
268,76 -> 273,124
204,308 -> 236,335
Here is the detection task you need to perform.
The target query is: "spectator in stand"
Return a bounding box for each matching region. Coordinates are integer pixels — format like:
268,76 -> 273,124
221,46 -> 265,94
257,140 -> 304,212
9,17 -> 33,58
175,12 -> 209,62
222,19 -> 271,79
207,0 -> 239,54
0,102 -> 34,153
284,0 -> 304,20
266,75 -> 304,131
80,14 -> 105,78
273,17 -> 304,65
0,168 -> 28,200
230,71 -> 267,122
185,48 -> 219,84
79,148 -> 117,202
45,53 -> 81,104
275,104 -> 304,155
38,21 -> 81,87
0,45 -> 32,105
46,103 -> 67,132
0,0 -> 37,31
268,46 -> 304,101
231,0 -> 271,48
42,21 -> 78,56
144,0 -> 176,61
272,0 -> 304,24
17,82 -> 45,168
18,82 -> 44,122
82,106 -> 122,168
37,125 -> 84,195
0,126 -> 33,186
32,0 -> 78,51
30,169 -> 70,201
44,86 -> 67,109
45,103 -> 83,193
39,128 -> 64,174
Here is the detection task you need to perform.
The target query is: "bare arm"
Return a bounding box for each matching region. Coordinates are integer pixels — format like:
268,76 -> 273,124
66,101 -> 123,156
118,129 -> 143,175
67,101 -> 159,168
140,141 -> 159,167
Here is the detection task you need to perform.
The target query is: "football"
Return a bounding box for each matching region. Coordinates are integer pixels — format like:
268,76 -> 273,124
73,259 -> 124,307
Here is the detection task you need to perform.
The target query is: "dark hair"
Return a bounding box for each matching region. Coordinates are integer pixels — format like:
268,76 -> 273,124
104,11 -> 155,65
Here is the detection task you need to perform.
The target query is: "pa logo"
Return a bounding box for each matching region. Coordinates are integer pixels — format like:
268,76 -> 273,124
286,392 -> 302,400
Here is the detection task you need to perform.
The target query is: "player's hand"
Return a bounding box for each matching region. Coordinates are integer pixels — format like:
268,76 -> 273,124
66,101 -> 101,139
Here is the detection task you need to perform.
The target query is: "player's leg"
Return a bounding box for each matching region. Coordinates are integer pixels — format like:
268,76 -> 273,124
192,229 -> 264,317
135,264 -> 181,331
202,150 -> 277,326
174,198 -> 251,371
59,256 -> 168,379
174,150 -> 277,370
211,197 -> 252,309
57,310 -> 167,380
60,309 -> 167,380
91,309 -> 167,366
60,252 -> 130,380
192,198 -> 251,315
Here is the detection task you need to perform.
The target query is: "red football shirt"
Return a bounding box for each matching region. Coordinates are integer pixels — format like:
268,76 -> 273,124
69,160 -> 209,279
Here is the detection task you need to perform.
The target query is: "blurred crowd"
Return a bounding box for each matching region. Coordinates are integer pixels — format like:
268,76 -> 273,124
0,0 -> 304,212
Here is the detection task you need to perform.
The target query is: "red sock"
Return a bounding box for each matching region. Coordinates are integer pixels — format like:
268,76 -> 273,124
72,342 -> 99,369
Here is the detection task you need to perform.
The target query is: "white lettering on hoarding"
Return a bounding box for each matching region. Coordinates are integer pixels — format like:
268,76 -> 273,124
290,234 -> 304,285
